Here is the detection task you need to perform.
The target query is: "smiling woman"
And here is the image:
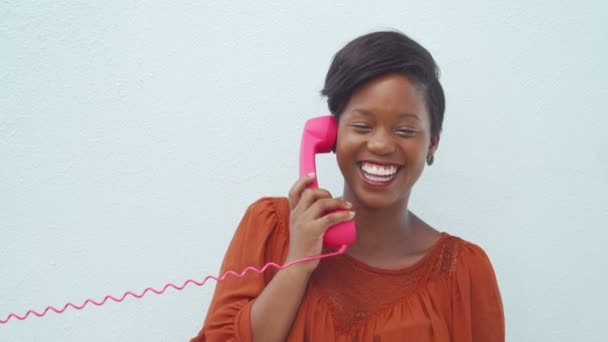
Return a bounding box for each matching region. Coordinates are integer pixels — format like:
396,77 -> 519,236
190,30 -> 505,342
335,74 -> 435,210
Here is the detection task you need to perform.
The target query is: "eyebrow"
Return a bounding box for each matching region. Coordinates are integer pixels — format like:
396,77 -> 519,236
352,108 -> 420,121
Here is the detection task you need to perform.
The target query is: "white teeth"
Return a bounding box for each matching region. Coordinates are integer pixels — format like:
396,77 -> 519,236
364,174 -> 393,182
360,162 -> 398,176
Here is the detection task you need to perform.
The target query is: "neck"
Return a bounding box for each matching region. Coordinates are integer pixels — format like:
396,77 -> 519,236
342,190 -> 414,253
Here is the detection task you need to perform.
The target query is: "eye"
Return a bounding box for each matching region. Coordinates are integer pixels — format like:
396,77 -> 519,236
350,122 -> 372,132
396,128 -> 417,136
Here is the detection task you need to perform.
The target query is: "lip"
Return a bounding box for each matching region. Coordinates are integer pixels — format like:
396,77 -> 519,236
357,161 -> 402,188
358,159 -> 402,167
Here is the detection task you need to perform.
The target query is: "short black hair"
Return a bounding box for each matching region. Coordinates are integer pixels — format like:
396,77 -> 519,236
321,30 -> 445,138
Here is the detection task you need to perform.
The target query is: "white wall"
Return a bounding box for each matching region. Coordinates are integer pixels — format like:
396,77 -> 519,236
1,1 -> 606,341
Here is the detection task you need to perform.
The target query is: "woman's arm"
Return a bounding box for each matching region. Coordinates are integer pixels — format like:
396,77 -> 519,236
249,260 -> 312,341
451,242 -> 505,342
250,174 -> 354,342
190,197 -> 283,341
191,174 -> 353,342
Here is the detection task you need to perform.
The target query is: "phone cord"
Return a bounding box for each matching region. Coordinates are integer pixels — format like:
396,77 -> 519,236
0,245 -> 348,324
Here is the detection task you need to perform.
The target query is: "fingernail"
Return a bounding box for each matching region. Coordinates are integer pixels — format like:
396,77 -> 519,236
349,211 -> 356,218
307,172 -> 316,178
345,201 -> 352,208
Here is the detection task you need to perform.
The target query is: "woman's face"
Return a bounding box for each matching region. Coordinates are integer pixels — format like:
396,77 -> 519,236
336,73 -> 438,210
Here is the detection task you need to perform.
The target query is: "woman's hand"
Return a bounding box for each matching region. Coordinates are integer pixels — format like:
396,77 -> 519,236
286,173 -> 355,274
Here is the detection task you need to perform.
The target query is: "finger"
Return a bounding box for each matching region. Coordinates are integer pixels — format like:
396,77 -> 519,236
296,187 -> 333,214
314,210 -> 356,233
288,173 -> 316,210
305,197 -> 352,220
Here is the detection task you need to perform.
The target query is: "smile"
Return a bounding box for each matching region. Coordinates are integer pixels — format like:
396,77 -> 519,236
359,162 -> 401,185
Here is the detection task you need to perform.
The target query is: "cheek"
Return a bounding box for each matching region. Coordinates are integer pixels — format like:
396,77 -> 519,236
334,135 -> 359,173
412,145 -> 429,161
334,141 -> 350,170
401,140 -> 431,167
334,129 -> 351,157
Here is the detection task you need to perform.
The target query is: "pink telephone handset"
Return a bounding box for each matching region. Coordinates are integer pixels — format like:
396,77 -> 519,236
299,115 -> 357,248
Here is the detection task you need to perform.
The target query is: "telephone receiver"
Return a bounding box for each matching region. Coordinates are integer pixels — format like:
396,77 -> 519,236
299,115 -> 357,248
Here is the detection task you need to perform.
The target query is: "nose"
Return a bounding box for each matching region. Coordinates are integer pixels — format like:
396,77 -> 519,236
367,129 -> 395,155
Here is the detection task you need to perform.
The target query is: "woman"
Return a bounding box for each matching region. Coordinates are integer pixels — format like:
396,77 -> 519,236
191,30 -> 504,341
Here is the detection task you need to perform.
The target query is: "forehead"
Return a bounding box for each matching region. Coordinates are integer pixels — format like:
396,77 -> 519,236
343,73 -> 428,119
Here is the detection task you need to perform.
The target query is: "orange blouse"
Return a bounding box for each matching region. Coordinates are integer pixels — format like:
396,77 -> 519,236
191,197 -> 504,341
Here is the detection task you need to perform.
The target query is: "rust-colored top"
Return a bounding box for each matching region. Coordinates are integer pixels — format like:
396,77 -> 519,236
191,197 -> 504,341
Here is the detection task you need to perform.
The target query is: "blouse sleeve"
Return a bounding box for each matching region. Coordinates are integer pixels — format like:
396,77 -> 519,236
450,242 -> 505,342
190,197 -> 289,342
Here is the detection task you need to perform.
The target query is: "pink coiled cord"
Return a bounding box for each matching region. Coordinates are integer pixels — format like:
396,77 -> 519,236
0,245 -> 347,324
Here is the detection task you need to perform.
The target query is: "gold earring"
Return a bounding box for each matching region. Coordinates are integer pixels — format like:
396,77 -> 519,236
426,154 -> 435,166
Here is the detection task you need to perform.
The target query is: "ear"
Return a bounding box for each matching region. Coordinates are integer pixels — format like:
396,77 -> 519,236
428,134 -> 440,157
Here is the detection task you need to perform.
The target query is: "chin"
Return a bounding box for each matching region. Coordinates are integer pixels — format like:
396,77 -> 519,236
342,173 -> 412,211
346,186 -> 408,211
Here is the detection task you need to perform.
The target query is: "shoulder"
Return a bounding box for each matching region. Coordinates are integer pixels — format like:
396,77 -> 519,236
439,235 -> 505,338
436,233 -> 500,289
456,236 -> 496,272
433,233 -> 498,278
242,196 -> 290,222
233,196 -> 291,260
